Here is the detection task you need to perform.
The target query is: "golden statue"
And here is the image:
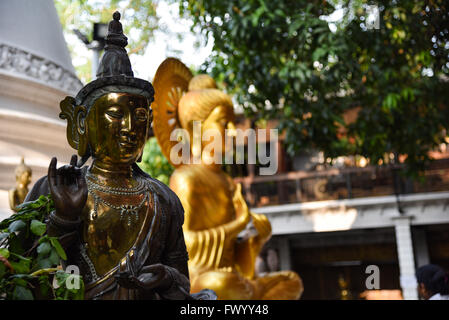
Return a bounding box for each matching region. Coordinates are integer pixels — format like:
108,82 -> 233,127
24,13 -> 214,300
152,58 -> 303,300
9,157 -> 32,211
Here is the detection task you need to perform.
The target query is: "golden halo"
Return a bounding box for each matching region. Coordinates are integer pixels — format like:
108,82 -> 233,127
152,58 -> 193,167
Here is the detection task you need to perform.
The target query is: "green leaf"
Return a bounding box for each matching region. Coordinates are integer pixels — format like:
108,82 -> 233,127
48,248 -> 60,266
12,285 -> 34,300
30,219 -> 46,236
0,247 -> 9,259
8,220 -> 26,233
16,200 -> 38,210
10,257 -> 31,274
274,9 -> 285,17
312,48 -> 326,61
54,270 -> 69,288
37,242 -> 52,256
12,277 -> 28,287
50,237 -> 67,261
38,235 -> 49,244
35,258 -> 53,270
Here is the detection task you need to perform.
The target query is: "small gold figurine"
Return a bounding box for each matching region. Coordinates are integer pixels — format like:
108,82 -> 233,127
9,157 -> 32,211
152,58 -> 303,300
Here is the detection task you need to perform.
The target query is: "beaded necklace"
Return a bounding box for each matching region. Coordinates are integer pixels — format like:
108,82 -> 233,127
86,170 -> 149,226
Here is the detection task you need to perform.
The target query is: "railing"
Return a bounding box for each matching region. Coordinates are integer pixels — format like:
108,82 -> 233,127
234,159 -> 449,208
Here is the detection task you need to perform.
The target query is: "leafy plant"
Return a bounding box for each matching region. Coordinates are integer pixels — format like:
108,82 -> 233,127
0,195 -> 84,300
139,137 -> 174,185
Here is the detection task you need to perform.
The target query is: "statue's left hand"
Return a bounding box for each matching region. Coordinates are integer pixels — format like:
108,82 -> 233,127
115,264 -> 172,291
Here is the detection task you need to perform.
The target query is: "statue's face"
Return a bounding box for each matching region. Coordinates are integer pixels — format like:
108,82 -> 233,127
86,93 -> 150,165
202,105 -> 236,154
18,170 -> 31,186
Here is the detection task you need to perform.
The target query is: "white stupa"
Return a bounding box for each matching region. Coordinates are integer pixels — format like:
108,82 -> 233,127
0,0 -> 83,218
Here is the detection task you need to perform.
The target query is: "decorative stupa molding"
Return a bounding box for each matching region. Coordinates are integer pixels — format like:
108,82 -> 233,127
0,43 -> 82,95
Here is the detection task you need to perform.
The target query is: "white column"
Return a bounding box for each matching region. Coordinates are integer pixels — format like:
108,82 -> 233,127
393,216 -> 418,300
277,237 -> 292,271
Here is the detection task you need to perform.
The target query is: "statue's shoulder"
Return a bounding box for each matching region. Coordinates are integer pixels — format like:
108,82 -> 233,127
169,166 -> 190,185
148,176 -> 180,205
169,165 -> 206,187
133,164 -> 184,217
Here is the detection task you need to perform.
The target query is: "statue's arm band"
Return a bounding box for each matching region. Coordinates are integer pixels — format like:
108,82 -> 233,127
48,210 -> 81,231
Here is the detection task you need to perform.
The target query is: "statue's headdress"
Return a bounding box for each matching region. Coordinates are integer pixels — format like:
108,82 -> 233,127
59,11 -> 154,165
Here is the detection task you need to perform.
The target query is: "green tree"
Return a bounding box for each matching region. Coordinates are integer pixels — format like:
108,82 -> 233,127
55,0 -> 160,83
179,0 -> 449,176
138,137 -> 174,185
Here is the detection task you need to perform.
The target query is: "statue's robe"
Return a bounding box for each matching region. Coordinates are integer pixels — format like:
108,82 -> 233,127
25,164 -> 195,300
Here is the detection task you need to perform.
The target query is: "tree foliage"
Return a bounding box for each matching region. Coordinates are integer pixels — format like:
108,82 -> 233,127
55,0 -> 160,82
179,0 -> 449,175
138,137 -> 174,184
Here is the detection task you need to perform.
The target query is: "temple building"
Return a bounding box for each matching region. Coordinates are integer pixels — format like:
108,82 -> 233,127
0,0 -> 82,219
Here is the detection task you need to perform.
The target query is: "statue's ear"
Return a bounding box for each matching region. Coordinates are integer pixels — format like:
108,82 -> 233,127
59,98 -> 90,157
75,105 -> 88,157
59,96 -> 78,150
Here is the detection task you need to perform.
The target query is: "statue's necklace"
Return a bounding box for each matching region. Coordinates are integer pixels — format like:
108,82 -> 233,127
86,171 -> 149,226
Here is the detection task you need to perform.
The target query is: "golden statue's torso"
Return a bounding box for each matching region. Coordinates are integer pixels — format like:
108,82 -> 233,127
171,164 -> 244,272
171,165 -> 236,231
9,187 -> 28,210
81,189 -> 152,276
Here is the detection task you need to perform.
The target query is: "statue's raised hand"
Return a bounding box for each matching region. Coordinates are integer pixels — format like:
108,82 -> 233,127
48,155 -> 87,220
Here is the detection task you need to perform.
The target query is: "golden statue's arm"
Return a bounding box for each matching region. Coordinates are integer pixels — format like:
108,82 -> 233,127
234,212 -> 272,280
182,210 -> 250,273
172,174 -> 250,272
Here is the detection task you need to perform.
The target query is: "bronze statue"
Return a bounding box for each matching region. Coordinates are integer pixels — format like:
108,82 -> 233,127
24,12 -> 213,300
9,157 -> 32,211
152,58 -> 303,300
